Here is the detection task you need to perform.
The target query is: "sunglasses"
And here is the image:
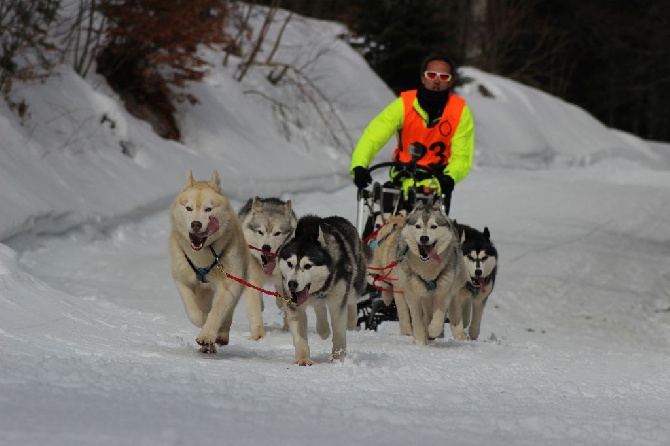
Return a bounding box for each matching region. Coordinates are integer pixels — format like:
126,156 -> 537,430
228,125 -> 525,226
424,71 -> 453,82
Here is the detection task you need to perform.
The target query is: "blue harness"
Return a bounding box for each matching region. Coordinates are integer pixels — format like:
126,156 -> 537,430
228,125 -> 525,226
183,246 -> 223,284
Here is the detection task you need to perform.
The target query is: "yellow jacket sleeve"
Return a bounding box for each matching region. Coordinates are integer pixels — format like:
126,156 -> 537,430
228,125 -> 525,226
350,97 -> 404,175
444,104 -> 474,184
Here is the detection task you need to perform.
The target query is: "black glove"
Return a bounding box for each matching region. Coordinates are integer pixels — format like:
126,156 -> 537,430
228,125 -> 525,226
438,173 -> 454,194
352,166 -> 372,189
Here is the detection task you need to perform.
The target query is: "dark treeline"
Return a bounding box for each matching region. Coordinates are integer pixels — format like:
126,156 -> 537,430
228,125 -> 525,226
260,0 -> 670,143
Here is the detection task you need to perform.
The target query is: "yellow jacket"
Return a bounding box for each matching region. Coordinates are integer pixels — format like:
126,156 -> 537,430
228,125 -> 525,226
350,92 -> 474,192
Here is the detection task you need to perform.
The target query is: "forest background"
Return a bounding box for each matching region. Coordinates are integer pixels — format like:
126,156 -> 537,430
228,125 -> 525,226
261,0 -> 670,144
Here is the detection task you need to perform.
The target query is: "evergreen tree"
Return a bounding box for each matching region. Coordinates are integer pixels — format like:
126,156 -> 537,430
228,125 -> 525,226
345,0 -> 460,94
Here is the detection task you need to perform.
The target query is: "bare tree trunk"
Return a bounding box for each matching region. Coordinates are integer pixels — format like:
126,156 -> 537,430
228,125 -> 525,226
235,0 -> 279,81
265,10 -> 292,83
464,0 -> 487,67
62,0 -> 106,77
265,10 -> 291,64
223,0 -> 256,67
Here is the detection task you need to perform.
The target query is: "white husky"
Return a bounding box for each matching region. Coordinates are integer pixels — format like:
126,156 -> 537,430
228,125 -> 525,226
168,170 -> 250,354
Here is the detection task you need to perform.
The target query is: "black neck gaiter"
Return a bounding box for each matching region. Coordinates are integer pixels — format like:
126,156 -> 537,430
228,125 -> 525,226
416,85 -> 449,125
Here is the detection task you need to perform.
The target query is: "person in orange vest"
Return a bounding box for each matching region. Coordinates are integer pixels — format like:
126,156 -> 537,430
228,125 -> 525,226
350,54 -> 474,214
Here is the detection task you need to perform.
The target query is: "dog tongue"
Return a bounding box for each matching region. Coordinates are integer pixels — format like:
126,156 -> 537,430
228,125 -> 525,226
478,278 -> 487,293
263,257 -> 276,275
294,286 -> 310,307
193,216 -> 220,238
428,249 -> 441,263
421,244 -> 441,263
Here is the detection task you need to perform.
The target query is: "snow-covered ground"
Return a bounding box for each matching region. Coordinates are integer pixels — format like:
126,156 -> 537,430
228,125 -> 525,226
2,6 -> 670,445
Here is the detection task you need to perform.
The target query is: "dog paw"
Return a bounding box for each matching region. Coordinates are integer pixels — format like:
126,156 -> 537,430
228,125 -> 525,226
428,323 -> 444,339
196,328 -> 218,346
250,328 -> 266,341
330,349 -> 346,362
295,358 -> 314,366
198,344 -> 217,354
196,334 -> 214,345
451,332 -> 467,341
215,336 -> 229,346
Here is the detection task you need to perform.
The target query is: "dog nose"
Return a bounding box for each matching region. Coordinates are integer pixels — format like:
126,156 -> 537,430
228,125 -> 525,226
287,280 -> 298,291
262,244 -> 271,253
191,221 -> 202,232
420,235 -> 429,244
475,269 -> 482,277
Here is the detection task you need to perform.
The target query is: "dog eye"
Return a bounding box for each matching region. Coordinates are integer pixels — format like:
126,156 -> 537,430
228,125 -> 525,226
303,264 -> 312,270
273,231 -> 282,236
481,255 -> 488,261
430,224 -> 438,229
467,255 -> 474,261
415,224 -> 421,229
286,261 -> 293,268
204,207 -> 212,212
186,206 -> 193,211
257,230 -> 264,236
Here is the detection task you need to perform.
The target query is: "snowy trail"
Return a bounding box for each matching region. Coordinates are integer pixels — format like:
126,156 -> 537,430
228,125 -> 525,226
5,168 -> 670,445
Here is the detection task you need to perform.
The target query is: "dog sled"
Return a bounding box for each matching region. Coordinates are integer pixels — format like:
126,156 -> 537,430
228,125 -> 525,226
355,144 -> 450,331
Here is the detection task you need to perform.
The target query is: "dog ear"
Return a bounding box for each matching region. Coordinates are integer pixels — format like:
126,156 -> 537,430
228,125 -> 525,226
209,170 -> 222,192
317,226 -> 327,246
284,200 -> 293,217
252,196 -> 262,213
484,227 -> 490,239
186,169 -> 195,187
394,236 -> 408,259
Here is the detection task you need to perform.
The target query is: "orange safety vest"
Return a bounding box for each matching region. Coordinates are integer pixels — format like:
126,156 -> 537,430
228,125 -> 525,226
392,90 -> 466,169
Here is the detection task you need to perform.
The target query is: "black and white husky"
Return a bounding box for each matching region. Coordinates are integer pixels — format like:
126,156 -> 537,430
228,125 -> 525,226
278,215 -> 370,365
453,222 -> 498,340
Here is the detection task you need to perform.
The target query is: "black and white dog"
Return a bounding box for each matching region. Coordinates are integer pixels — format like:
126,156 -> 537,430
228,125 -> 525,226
278,215 -> 370,365
452,222 -> 498,340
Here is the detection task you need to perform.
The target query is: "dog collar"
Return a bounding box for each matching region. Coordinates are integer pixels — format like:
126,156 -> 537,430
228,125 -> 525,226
466,281 -> 479,296
467,274 -> 494,296
183,245 -> 224,283
419,275 -> 437,291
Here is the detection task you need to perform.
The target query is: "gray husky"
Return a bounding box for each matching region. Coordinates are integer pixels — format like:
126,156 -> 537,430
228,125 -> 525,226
238,197 -> 297,338
392,202 -> 469,344
453,223 -> 498,340
278,215 -> 370,365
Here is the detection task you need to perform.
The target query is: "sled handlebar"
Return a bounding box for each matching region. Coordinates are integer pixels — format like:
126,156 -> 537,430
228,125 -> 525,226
366,161 -> 443,182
